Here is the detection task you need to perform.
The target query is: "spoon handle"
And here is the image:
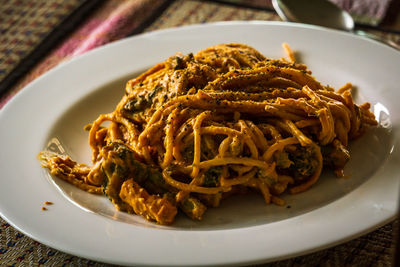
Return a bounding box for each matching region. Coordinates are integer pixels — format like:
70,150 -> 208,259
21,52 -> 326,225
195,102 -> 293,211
354,30 -> 400,50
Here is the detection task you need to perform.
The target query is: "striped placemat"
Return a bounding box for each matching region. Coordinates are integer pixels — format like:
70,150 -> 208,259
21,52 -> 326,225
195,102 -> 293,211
0,0 -> 83,81
0,0 -> 105,98
0,0 -> 399,266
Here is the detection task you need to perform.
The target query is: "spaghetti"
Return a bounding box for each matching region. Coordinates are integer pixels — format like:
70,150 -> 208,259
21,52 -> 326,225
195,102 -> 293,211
39,43 -> 377,224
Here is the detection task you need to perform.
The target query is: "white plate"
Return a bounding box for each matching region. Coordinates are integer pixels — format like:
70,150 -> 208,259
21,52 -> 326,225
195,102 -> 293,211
0,21 -> 399,266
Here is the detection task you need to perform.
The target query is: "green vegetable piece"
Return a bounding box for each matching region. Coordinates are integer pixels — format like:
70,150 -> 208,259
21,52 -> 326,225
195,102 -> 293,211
102,142 -> 173,196
203,166 -> 222,187
288,145 -> 318,179
180,196 -> 207,220
102,142 -> 208,220
173,56 -> 185,70
123,96 -> 150,114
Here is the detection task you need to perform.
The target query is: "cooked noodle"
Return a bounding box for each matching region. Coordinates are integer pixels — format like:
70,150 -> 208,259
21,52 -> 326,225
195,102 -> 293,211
39,43 -> 377,224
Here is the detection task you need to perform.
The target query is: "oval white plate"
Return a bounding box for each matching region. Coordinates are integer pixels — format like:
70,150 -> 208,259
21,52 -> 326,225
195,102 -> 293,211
0,21 -> 399,266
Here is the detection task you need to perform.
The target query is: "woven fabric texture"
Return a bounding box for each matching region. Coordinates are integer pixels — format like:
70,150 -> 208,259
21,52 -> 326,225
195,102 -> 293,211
0,0 -> 399,266
0,0 -> 84,83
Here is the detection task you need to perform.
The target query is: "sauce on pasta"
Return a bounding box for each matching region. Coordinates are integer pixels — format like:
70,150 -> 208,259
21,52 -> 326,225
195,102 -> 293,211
39,43 -> 377,224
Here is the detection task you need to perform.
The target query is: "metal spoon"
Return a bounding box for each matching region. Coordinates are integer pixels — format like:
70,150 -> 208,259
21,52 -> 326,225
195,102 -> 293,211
272,0 -> 400,50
